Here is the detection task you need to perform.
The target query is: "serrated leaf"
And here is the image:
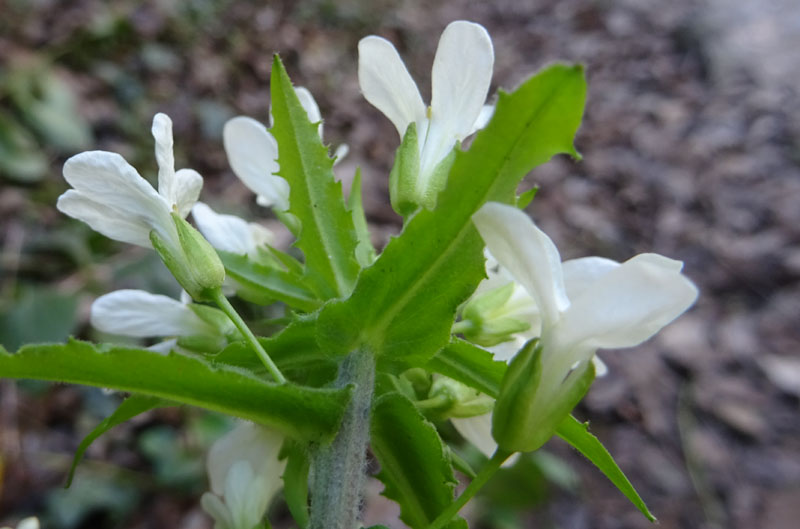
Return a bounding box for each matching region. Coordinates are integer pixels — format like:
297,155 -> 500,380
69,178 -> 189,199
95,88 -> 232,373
67,394 -> 169,487
0,340 -> 350,443
270,56 -> 360,300
425,339 -> 507,398
371,392 -> 462,529
219,250 -> 320,312
318,64 -> 586,362
557,415 -> 656,522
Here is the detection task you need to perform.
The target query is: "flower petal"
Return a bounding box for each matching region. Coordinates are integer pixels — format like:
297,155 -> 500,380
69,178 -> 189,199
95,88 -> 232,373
57,191 -> 155,247
333,143 -> 349,165
172,168 -> 203,218
224,461 -> 267,529
555,253 -> 699,353
431,21 -> 494,140
295,86 -> 323,137
152,113 -> 177,204
358,36 -> 426,137
223,116 -> 289,211
207,422 -> 286,496
201,492 -> 234,529
62,151 -> 168,215
90,289 -> 212,338
452,412 -> 518,466
473,203 -> 569,327
192,202 -> 271,256
561,256 -> 619,301
468,104 -> 495,135
452,412 -> 495,458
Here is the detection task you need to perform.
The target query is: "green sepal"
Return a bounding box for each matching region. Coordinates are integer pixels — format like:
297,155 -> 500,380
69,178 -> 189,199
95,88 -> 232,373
493,340 -> 595,453
270,55 -> 360,300
66,394 -> 170,487
348,168 -> 376,267
420,145 -> 457,211
557,415 -> 656,522
389,122 -> 421,218
371,392 -> 462,529
175,334 -> 227,354
150,214 -> 225,302
186,303 -> 237,338
281,440 -> 311,528
0,340 -> 351,443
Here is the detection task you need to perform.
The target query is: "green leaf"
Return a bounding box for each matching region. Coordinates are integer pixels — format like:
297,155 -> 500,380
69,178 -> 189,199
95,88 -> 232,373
318,64 -> 586,362
219,250 -> 320,312
282,441 -> 311,528
371,392 -> 462,529
67,394 -> 169,487
0,340 -> 350,443
425,339 -> 506,398
270,56 -> 360,300
348,168 -> 376,267
557,415 -> 657,522
214,316 -> 336,383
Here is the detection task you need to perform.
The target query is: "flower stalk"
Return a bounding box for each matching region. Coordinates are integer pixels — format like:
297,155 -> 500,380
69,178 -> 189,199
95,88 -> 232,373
207,288 -> 286,385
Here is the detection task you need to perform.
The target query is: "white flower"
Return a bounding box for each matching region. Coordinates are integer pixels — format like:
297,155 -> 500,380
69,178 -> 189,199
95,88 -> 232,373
358,21 -> 494,207
224,87 -> 347,212
454,202 -> 698,455
201,422 -> 286,529
90,289 -> 216,338
192,202 -> 273,257
57,113 -> 202,254
1,518 -> 40,529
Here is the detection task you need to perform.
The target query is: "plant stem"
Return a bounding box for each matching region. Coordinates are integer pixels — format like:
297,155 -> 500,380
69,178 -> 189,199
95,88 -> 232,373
427,448 -> 511,529
451,320 -> 474,335
208,288 -> 286,384
309,348 -> 375,529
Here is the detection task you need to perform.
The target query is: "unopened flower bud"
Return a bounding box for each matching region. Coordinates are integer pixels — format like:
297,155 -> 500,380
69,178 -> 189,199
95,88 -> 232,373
460,282 -> 533,346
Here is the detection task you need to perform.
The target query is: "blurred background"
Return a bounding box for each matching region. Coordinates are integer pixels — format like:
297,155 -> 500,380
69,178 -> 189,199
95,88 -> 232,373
1,0 -> 799,528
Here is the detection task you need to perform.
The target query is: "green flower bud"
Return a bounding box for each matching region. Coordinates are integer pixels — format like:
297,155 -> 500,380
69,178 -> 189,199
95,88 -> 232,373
428,377 -> 495,418
151,213 -> 226,301
460,282 -> 532,346
492,339 -> 595,453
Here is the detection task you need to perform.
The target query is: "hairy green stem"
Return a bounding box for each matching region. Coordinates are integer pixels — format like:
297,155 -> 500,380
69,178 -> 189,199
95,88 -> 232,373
428,448 -> 511,529
309,348 -> 375,529
208,288 -> 286,384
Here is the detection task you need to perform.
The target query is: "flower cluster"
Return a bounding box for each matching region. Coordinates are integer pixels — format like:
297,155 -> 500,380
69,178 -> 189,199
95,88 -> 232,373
49,18 -> 699,529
